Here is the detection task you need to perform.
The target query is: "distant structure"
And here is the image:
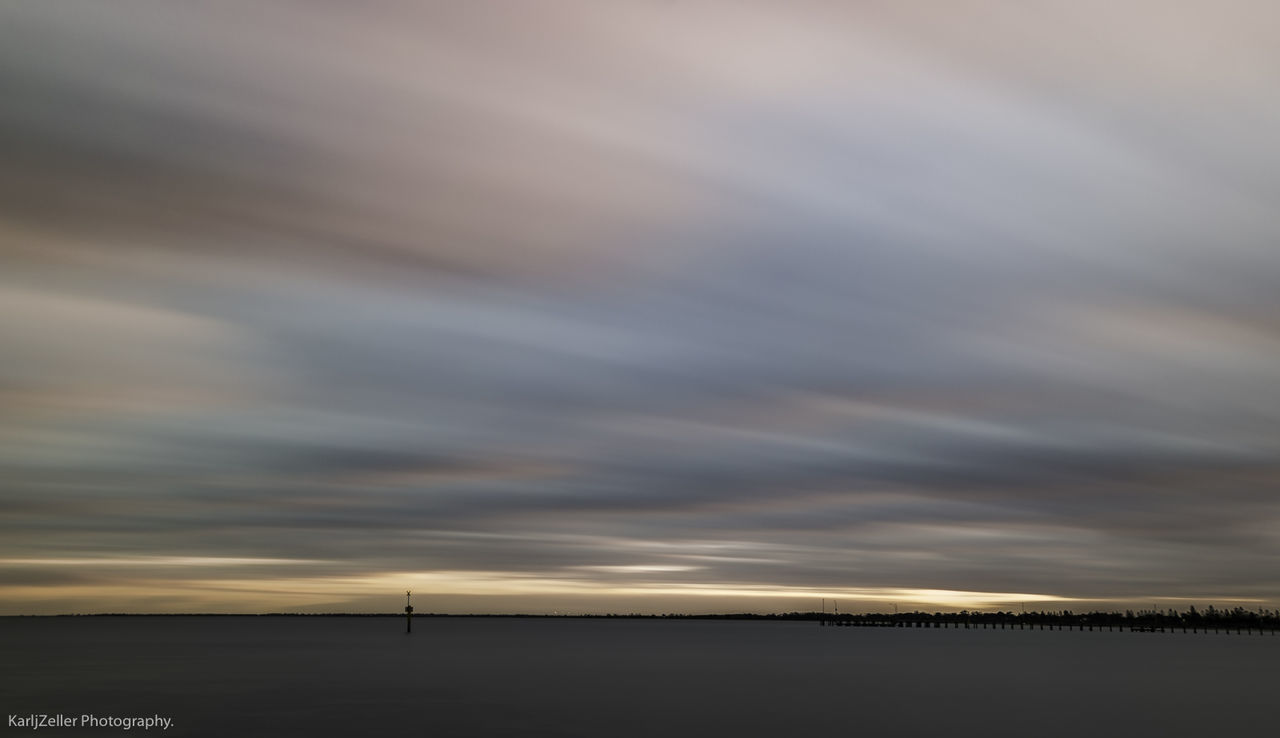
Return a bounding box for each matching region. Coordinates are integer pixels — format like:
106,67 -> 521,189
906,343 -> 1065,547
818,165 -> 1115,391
405,590 -> 414,634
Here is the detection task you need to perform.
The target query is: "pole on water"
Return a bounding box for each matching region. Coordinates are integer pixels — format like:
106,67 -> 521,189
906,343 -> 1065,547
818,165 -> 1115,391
405,590 -> 414,634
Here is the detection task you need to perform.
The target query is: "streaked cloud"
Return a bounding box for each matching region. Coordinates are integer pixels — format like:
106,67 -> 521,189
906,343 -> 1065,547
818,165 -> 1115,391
2,1 -> 1278,614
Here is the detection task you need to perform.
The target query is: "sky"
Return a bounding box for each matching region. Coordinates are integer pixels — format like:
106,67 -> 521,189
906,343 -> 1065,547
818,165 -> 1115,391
2,1 -> 1279,615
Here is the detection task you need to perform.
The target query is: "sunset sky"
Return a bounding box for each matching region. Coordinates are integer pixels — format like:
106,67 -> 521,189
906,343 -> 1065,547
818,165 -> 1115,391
3,1 -> 1279,614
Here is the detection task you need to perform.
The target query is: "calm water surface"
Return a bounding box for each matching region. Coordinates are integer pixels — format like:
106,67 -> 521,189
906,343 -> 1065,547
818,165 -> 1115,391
2,617 -> 1275,737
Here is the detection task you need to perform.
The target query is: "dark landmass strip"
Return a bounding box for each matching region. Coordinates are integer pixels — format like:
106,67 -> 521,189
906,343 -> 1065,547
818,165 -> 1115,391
4,606 -> 1278,632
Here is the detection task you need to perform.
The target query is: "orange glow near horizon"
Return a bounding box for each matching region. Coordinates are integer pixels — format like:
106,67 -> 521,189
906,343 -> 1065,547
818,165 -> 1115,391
8,560 -> 1253,615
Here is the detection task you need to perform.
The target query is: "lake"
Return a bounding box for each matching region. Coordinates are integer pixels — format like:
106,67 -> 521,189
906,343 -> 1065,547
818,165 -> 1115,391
2,617 -> 1275,736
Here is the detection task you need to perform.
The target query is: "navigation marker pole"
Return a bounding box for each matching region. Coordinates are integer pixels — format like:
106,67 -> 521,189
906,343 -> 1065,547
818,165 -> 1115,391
405,590 -> 414,634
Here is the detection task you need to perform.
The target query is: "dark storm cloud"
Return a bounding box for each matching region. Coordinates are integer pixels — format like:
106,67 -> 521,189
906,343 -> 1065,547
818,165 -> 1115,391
3,1 -> 1279,612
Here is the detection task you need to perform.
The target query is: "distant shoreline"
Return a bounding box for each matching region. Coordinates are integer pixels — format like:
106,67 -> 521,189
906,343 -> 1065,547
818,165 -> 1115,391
3,607 -> 1277,631
15,612 -> 822,619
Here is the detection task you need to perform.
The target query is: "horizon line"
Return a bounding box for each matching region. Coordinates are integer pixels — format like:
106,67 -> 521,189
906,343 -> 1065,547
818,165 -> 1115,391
6,606 -> 1277,618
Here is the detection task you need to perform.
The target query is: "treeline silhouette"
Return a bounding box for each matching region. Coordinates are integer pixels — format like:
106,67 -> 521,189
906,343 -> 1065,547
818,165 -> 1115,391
20,606 -> 1279,633
809,605 -> 1279,634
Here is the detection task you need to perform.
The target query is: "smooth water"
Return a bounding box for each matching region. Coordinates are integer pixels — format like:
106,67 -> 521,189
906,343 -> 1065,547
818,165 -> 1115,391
2,617 -> 1275,736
